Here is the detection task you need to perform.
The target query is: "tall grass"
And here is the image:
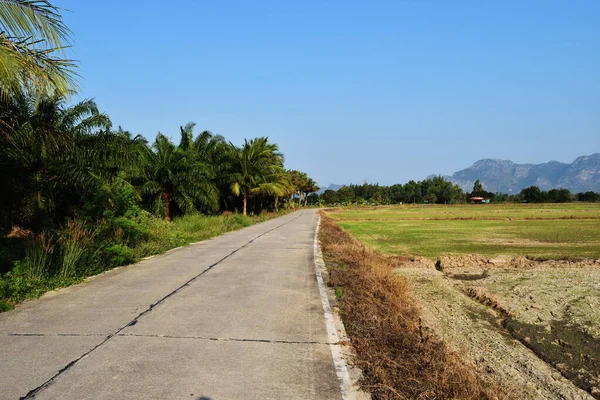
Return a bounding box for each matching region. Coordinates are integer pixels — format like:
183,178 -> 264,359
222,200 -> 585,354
23,233 -> 54,280
132,212 -> 281,259
59,219 -> 95,279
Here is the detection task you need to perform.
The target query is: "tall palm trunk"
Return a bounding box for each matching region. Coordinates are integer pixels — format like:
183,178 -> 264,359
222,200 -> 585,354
242,192 -> 247,216
163,191 -> 172,221
274,195 -> 279,211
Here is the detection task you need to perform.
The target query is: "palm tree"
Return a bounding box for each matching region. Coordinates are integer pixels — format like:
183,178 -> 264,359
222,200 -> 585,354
228,137 -> 285,216
0,0 -> 77,98
273,170 -> 294,212
286,169 -> 307,207
0,93 -> 111,228
140,133 -> 218,221
301,178 -> 320,206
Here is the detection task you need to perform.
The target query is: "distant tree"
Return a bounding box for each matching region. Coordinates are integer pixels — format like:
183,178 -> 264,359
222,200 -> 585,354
547,188 -> 572,203
520,186 -> 543,203
494,193 -> 509,203
322,190 -> 338,205
577,191 -> 599,202
404,180 -> 422,203
336,186 -> 356,203
472,180 -> 483,193
307,192 -> 320,206
390,184 -> 404,203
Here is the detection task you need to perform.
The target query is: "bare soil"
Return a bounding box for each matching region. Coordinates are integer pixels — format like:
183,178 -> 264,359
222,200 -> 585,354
395,255 -> 600,399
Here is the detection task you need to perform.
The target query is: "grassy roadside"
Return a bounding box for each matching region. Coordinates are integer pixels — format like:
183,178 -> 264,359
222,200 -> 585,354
0,210 -> 289,312
318,212 -> 504,399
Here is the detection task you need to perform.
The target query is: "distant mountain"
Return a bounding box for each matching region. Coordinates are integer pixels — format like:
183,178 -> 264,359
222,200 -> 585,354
435,154 -> 600,193
317,184 -> 343,194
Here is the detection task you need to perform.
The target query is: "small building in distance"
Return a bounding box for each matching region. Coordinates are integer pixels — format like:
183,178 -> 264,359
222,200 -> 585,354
468,196 -> 490,204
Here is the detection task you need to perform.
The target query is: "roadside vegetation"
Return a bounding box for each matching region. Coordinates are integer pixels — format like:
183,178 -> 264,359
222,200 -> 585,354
0,2 -> 318,311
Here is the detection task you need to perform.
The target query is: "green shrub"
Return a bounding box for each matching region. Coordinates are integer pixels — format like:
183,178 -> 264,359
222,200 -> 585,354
232,214 -> 250,227
104,244 -> 136,268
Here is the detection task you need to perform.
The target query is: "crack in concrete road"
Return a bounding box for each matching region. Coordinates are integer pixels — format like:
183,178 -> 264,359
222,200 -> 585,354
19,212 -> 304,400
4,332 -> 339,346
4,333 -> 108,337
117,333 -> 338,345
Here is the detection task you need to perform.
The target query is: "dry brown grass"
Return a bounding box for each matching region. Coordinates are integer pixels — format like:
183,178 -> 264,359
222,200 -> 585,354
319,212 -> 505,400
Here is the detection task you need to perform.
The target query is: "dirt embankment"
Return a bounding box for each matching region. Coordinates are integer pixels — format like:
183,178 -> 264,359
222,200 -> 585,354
318,213 -> 505,400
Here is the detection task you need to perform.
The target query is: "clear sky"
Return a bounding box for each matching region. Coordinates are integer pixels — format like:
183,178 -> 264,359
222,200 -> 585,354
55,0 -> 599,187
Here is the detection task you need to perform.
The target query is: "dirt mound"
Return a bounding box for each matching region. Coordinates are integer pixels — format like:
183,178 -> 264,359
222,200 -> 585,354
436,254 -> 600,271
436,254 -> 489,270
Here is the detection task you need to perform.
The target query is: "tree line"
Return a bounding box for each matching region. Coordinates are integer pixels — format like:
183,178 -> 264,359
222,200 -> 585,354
0,95 -> 320,228
320,177 -> 466,205
318,179 -> 599,206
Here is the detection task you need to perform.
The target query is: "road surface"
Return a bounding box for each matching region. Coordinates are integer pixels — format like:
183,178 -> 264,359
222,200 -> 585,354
0,210 -> 344,400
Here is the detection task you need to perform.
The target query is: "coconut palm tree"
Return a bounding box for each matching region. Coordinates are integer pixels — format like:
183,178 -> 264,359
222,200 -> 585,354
273,170 -> 294,212
140,133 -> 218,221
301,178 -> 320,206
228,137 -> 285,216
0,0 -> 77,98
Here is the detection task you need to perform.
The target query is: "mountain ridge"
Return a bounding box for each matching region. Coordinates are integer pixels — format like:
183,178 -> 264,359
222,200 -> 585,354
434,154 -> 600,193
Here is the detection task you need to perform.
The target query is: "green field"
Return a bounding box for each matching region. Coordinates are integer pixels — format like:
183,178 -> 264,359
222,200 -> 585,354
327,203 -> 600,259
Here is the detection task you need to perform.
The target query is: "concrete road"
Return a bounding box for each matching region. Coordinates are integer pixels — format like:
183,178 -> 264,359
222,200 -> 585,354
0,210 -> 344,400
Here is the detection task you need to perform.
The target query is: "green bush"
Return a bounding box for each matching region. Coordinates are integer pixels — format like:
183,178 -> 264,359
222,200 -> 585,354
104,244 -> 136,268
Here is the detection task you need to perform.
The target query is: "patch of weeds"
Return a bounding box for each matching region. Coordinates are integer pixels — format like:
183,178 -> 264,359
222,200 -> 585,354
0,300 -> 12,312
232,214 -> 250,227
334,287 -> 343,300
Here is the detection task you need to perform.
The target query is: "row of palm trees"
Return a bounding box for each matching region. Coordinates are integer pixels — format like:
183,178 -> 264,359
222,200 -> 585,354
0,93 -> 319,232
0,1 -> 319,230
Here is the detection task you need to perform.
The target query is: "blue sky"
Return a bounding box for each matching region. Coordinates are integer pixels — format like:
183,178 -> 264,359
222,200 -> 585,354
56,0 -> 599,187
